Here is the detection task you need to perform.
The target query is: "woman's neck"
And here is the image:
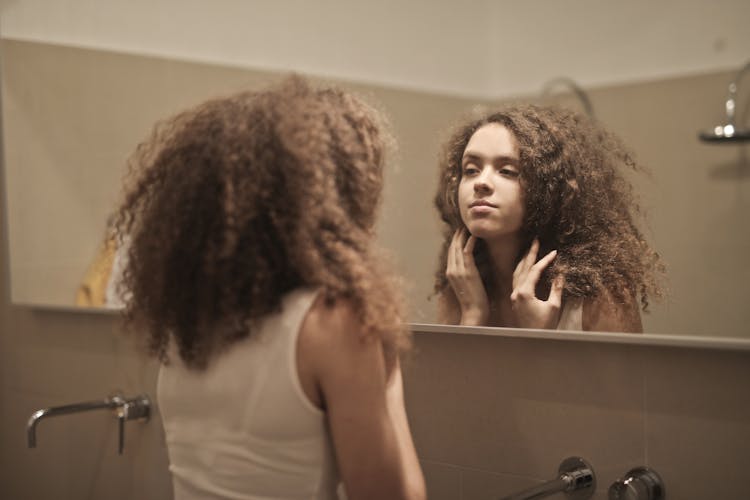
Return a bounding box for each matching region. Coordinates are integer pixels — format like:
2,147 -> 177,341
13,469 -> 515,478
484,234 -> 524,295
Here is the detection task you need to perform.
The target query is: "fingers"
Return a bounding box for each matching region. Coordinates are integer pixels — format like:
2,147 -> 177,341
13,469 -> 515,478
548,274 -> 564,307
534,249 -> 558,272
463,234 -> 477,265
451,229 -> 467,254
525,238 -> 540,266
513,239 -> 541,282
444,228 -> 491,324
513,246 -> 559,300
509,242 -> 566,329
515,239 -> 540,278
447,228 -> 473,280
448,228 -> 475,266
523,249 -> 558,288
512,271 -> 565,329
447,229 -> 464,272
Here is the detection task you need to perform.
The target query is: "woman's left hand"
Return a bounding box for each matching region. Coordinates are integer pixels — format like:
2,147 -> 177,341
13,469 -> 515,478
511,239 -> 564,329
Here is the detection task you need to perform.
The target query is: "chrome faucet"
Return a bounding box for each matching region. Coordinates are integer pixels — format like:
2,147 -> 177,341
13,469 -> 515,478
608,466 -> 665,500
27,393 -> 150,454
498,456 -> 596,500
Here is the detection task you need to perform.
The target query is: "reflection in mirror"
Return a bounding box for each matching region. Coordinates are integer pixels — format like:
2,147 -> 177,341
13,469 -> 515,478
432,106 -> 664,333
2,1 -> 749,340
540,78 -> 596,118
698,60 -> 750,143
421,71 -> 750,338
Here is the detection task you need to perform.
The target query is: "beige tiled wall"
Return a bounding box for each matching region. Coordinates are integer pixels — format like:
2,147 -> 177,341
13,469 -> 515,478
403,332 -> 750,499
3,311 -> 748,499
0,307 -> 173,499
643,348 -> 750,500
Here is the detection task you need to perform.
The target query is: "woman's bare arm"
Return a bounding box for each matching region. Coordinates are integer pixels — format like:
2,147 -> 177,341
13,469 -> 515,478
297,298 -> 426,500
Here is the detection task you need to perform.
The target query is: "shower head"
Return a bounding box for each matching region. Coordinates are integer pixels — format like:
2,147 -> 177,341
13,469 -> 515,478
698,125 -> 750,143
699,61 -> 750,144
540,77 -> 596,118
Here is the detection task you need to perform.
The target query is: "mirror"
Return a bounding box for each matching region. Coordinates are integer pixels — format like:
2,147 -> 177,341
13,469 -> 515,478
2,1 -> 749,339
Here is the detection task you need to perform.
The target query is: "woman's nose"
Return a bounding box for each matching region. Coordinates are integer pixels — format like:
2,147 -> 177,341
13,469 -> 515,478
473,168 -> 493,193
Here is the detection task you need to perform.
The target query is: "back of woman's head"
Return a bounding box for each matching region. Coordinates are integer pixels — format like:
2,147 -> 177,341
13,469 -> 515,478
435,104 -> 664,308
116,75 -> 407,369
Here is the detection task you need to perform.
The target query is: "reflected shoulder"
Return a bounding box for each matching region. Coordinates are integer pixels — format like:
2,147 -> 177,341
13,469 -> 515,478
582,289 -> 643,333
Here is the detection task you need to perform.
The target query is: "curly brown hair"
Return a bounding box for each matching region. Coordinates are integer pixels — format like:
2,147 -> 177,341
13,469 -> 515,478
114,75 -> 409,370
434,105 -> 664,310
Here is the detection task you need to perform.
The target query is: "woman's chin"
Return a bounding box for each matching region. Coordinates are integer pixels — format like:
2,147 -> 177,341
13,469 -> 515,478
466,226 -> 495,239
466,223 -> 520,241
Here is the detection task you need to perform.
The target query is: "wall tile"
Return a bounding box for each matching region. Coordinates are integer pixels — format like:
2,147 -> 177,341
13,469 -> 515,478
419,460 -> 461,500
404,331 -> 647,487
644,347 -> 750,500
3,389 -> 134,500
460,468 -> 544,500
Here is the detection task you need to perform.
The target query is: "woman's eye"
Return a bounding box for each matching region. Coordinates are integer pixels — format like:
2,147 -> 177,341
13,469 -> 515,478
500,167 -> 519,177
463,165 -> 479,176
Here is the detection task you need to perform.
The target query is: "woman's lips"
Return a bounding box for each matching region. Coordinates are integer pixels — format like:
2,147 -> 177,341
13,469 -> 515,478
469,200 -> 497,208
468,200 -> 497,215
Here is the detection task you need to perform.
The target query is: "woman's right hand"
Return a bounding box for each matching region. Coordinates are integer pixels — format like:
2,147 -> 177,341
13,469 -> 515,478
510,239 -> 563,329
446,228 -> 490,326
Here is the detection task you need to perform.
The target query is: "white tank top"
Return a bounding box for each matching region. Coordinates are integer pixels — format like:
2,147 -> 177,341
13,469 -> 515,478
157,288 -> 339,500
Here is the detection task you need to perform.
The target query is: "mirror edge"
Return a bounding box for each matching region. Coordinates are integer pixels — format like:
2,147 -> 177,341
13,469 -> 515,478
409,323 -> 750,352
0,36 -> 13,308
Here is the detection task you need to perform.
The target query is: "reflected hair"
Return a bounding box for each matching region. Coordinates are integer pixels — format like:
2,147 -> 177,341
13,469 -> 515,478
434,105 -> 665,309
114,75 -> 409,369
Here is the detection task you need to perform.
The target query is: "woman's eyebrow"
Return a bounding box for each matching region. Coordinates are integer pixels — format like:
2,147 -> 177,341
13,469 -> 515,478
462,152 -> 519,165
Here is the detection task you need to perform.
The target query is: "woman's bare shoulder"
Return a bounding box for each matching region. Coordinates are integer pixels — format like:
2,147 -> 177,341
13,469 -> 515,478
299,295 -> 378,365
582,288 -> 643,333
302,295 -> 362,338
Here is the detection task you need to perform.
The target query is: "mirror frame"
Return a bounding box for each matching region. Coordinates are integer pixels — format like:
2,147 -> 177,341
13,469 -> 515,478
410,323 -> 750,351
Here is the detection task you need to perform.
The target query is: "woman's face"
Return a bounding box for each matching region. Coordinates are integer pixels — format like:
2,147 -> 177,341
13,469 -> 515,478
458,123 -> 524,241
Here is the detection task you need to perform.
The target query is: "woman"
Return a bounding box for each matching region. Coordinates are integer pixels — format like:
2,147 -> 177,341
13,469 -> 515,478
434,105 -> 664,332
114,76 -> 425,500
